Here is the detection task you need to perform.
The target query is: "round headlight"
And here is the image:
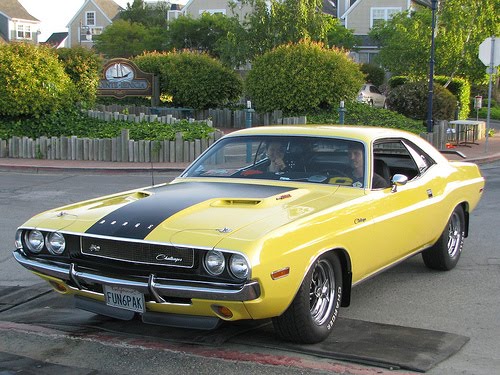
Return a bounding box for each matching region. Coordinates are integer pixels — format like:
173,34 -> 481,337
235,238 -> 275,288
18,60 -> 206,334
46,232 -> 66,255
205,250 -> 225,276
229,254 -> 249,279
26,230 -> 44,253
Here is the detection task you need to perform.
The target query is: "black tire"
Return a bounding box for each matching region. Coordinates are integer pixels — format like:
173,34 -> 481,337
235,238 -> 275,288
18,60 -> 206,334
272,252 -> 343,344
422,205 -> 465,271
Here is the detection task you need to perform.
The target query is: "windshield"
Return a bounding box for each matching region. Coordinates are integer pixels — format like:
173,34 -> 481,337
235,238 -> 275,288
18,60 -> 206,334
182,135 -> 366,187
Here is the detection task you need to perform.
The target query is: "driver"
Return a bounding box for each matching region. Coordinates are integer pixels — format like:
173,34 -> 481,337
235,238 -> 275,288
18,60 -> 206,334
266,142 -> 287,172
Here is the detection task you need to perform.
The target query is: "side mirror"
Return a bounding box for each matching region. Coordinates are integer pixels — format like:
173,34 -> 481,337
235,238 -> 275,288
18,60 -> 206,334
391,174 -> 408,193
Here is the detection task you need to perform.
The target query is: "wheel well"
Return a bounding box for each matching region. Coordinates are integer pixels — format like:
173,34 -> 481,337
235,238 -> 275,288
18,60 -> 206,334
328,249 -> 352,307
460,202 -> 470,237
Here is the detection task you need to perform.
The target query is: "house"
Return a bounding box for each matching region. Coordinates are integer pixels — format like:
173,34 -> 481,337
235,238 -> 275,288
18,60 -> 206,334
66,0 -> 123,48
42,32 -> 69,48
181,0 -> 254,23
180,0 -> 431,64
0,0 -> 40,44
338,0 -> 431,64
182,0 -> 337,21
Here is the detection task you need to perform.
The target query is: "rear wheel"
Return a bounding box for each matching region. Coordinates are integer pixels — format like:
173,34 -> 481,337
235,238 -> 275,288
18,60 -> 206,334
272,252 -> 343,344
422,205 -> 465,270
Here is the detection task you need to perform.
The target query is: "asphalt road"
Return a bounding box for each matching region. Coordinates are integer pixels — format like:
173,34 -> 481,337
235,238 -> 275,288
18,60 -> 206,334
0,164 -> 499,374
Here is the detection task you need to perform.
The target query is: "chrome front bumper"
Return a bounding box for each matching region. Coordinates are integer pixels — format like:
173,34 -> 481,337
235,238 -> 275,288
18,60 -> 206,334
13,250 -> 261,302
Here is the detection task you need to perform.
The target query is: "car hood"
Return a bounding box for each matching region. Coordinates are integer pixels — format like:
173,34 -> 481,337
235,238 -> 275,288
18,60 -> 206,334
22,180 -> 363,248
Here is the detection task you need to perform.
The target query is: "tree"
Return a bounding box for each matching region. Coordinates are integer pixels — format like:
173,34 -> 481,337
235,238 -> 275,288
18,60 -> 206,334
119,0 -> 170,28
245,40 -> 365,113
167,13 -> 247,67
370,1 -> 500,84
93,19 -> 164,58
241,0 -> 346,57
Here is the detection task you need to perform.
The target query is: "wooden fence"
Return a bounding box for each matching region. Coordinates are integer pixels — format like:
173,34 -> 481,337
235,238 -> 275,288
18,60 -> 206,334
0,129 -> 224,163
2,118 -> 483,163
93,104 -> 307,127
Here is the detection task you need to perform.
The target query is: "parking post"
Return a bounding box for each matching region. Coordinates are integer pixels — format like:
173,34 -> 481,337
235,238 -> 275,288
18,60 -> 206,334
338,101 -> 346,125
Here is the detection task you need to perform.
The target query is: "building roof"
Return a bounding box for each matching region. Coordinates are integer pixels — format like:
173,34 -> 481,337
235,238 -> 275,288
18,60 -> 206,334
0,0 -> 39,22
42,32 -> 68,47
94,0 -> 123,20
67,0 -> 124,27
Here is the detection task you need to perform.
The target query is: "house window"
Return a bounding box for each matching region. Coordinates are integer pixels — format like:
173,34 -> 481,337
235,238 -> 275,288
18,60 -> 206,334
199,9 -> 226,15
16,24 -> 32,39
85,12 -> 96,26
370,7 -> 401,28
358,52 -> 378,64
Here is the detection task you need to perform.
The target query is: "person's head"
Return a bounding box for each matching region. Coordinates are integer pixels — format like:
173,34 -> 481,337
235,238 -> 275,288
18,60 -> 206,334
266,142 -> 285,162
347,142 -> 364,175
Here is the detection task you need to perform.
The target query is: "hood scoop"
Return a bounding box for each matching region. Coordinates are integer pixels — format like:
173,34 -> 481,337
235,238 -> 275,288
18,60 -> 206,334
211,199 -> 262,207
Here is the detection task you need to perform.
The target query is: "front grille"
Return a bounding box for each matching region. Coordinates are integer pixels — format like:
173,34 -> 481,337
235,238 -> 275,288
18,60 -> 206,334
80,237 -> 194,268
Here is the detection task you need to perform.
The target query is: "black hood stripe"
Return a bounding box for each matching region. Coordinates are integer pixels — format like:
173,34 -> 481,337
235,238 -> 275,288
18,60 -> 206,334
85,182 -> 294,239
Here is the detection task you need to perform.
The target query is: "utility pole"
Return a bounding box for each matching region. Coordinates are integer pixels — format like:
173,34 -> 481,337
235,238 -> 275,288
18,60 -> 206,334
426,0 -> 438,133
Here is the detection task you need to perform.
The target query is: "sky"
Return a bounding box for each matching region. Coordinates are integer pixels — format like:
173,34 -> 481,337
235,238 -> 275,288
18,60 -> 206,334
18,0 -> 187,43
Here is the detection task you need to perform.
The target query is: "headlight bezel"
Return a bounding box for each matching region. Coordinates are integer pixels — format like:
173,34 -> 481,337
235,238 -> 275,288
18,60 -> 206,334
46,232 -> 66,255
204,250 -> 226,276
24,230 -> 44,254
229,253 -> 250,280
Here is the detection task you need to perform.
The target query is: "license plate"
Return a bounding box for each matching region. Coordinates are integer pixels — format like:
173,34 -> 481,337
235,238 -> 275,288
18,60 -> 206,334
104,285 -> 145,313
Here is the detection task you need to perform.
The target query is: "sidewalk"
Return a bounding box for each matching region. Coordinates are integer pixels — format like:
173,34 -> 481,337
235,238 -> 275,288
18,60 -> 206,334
1,129 -> 499,174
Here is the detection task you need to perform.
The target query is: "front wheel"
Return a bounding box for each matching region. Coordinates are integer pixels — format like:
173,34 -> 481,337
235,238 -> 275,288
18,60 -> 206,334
422,205 -> 465,270
272,253 -> 343,344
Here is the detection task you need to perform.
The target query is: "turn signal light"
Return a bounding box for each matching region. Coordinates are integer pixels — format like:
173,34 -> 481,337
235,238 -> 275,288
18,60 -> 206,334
49,280 -> 68,293
212,305 -> 233,319
271,267 -> 290,280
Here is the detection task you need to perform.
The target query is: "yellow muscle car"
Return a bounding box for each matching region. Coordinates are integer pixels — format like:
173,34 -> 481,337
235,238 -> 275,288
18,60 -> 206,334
13,126 -> 485,344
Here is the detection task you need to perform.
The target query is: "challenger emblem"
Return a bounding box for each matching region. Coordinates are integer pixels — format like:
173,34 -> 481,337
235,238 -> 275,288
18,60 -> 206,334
88,244 -> 101,252
155,254 -> 182,263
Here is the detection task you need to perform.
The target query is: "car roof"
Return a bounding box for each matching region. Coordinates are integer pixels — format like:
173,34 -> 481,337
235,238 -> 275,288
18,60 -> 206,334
223,125 -> 448,163
225,125 -> 412,143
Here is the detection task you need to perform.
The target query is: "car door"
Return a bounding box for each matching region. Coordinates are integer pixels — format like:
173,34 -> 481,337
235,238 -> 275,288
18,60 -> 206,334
360,138 -> 443,275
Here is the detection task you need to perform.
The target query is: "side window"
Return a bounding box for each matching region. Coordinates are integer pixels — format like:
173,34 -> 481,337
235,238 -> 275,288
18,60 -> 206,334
403,141 -> 435,175
374,139 -> 436,182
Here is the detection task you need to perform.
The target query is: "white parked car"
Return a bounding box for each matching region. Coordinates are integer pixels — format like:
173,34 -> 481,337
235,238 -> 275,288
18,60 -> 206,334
357,84 -> 387,108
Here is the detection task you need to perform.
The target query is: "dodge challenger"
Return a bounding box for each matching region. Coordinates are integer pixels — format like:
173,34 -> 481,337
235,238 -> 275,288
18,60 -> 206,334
13,126 -> 485,343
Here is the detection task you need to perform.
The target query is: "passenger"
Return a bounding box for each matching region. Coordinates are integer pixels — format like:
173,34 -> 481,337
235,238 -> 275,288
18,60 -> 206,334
347,143 -> 388,189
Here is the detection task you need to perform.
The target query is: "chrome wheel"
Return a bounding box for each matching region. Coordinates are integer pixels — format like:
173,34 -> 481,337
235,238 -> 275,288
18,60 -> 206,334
309,259 -> 335,326
273,253 -> 343,343
422,205 -> 465,271
447,211 -> 463,257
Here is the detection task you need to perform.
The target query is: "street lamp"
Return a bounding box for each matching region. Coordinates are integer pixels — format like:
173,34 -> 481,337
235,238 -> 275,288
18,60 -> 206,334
426,0 -> 438,133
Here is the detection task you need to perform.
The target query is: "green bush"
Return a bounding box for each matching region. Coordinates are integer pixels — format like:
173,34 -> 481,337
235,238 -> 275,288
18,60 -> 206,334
478,105 -> 500,121
434,76 -> 470,119
0,110 -> 214,141
308,102 -> 425,134
387,81 -> 457,121
245,40 -> 365,113
56,47 -> 103,109
360,63 -> 385,87
387,76 -> 409,89
389,75 -> 470,120
133,51 -> 243,109
0,43 -> 74,118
